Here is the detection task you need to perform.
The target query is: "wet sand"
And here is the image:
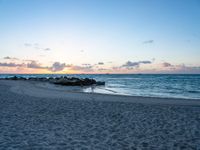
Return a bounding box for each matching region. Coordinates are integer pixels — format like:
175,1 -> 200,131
0,80 -> 200,149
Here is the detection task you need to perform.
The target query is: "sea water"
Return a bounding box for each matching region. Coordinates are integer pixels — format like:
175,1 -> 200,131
1,74 -> 200,99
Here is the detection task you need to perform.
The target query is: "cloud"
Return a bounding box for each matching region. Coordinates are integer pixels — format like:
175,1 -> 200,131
159,62 -> 200,73
152,58 -> 156,62
0,58 -> 48,70
98,62 -> 104,65
24,43 -> 32,47
139,61 -> 152,64
171,64 -> 200,73
143,40 -> 154,44
70,65 -> 94,72
49,62 -> 66,72
162,62 -> 173,67
121,60 -> 152,69
0,60 -> 65,72
23,59 -> 36,62
122,61 -> 140,68
44,48 -> 51,51
34,43 -> 39,46
0,62 -> 24,67
27,61 -> 47,69
98,68 -> 108,71
112,66 -> 121,70
3,56 -> 11,59
24,43 -> 51,51
82,63 -> 91,66
24,43 -> 39,47
3,56 -> 18,60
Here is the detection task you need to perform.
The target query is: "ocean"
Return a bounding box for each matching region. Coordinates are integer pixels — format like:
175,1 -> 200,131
1,74 -> 200,99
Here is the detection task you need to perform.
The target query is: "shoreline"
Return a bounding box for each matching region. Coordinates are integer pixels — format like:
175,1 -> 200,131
1,80 -> 200,106
1,74 -> 200,100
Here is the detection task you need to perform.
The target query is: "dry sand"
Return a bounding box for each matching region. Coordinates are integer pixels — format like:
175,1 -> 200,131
0,80 -> 200,149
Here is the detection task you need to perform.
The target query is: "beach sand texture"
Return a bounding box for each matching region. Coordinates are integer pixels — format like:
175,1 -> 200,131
0,80 -> 200,149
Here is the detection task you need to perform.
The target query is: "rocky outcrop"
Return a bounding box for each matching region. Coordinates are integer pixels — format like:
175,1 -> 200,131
53,78 -> 96,86
2,76 -> 105,86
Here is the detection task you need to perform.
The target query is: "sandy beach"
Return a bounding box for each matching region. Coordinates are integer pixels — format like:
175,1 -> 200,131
0,80 -> 200,149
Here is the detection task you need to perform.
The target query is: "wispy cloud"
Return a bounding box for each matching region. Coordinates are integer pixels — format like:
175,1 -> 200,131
162,62 -> 173,67
0,62 -> 24,67
158,62 -> 200,73
143,40 -> 154,44
70,65 -> 94,72
152,58 -> 156,62
98,62 -> 104,65
24,43 -> 32,47
98,68 -> 108,71
44,48 -> 51,51
3,56 -> 19,60
168,64 -> 200,73
23,59 -> 36,62
121,60 -> 152,69
178,65 -> 200,73
82,63 -> 91,66
24,43 -> 51,51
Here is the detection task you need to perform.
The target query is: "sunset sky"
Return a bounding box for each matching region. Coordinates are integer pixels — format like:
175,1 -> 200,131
0,0 -> 200,74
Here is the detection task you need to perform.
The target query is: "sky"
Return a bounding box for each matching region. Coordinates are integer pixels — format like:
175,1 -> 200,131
0,0 -> 200,74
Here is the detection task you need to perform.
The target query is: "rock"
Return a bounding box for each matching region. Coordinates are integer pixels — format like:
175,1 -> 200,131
10,76 -> 18,80
49,77 -> 54,80
28,77 -> 37,81
52,77 -> 103,86
82,78 -> 96,85
18,77 -> 26,80
2,76 -> 105,86
37,77 -> 48,81
96,81 -> 105,85
53,78 -> 80,86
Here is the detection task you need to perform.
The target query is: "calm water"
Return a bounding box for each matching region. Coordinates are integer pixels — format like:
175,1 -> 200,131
1,74 -> 200,99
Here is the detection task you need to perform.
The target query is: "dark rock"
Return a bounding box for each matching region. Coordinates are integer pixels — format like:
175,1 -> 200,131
28,77 -> 37,81
52,77 -> 103,86
18,77 -> 26,80
10,76 -> 18,80
2,76 -> 105,86
96,81 -> 105,85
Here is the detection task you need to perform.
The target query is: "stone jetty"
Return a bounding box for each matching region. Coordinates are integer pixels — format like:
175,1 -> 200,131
1,76 -> 105,86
